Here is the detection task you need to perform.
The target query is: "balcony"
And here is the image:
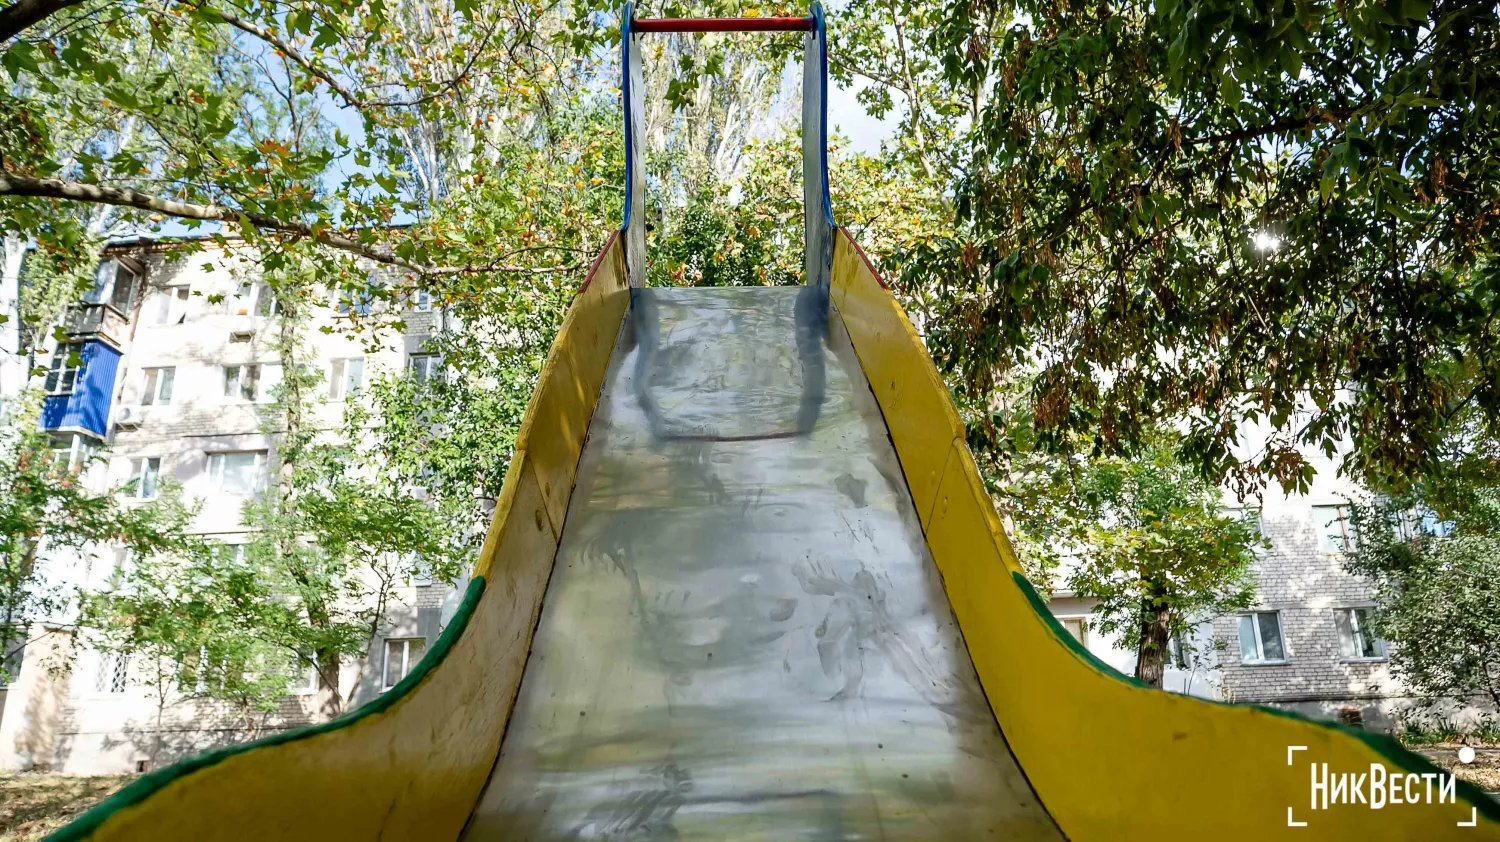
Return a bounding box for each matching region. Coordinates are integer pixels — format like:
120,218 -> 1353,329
62,302 -> 131,345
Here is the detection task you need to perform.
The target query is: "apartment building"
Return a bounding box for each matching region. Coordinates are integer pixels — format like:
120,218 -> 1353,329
1049,447 -> 1489,732
0,236 -> 467,774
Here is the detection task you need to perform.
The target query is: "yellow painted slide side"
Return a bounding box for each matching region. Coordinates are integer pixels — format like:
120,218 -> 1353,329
831,228 -> 1500,840
52,235 -> 631,842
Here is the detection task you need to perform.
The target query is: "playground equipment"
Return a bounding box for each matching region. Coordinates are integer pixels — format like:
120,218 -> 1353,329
50,5 -> 1500,840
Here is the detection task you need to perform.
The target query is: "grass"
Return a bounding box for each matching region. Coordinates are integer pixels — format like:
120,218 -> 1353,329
0,774 -> 134,841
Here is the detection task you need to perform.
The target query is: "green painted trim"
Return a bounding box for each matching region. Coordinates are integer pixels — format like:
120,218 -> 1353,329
1010,570 -> 1500,826
47,575 -> 489,842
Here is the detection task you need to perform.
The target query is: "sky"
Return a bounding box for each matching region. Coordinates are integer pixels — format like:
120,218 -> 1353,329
827,77 -> 900,155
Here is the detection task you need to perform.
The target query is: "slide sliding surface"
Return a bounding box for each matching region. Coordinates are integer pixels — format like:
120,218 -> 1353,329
462,285 -> 1060,839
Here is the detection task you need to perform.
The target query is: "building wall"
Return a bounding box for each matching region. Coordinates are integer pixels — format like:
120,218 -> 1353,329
1211,454 -> 1410,729
0,241 -> 463,774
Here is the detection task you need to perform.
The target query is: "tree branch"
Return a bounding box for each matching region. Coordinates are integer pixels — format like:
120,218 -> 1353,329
203,4 -> 489,111
0,0 -> 82,41
0,171 -> 426,272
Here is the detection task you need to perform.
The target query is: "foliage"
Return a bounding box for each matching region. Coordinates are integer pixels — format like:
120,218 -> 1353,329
1346,481 -> 1500,710
1056,442 -> 1261,687
0,394 -> 202,683
650,129 -> 951,287
981,388 -> 1261,686
910,0 -> 1500,493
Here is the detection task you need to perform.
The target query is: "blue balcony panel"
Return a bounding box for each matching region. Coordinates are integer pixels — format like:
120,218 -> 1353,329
40,340 -> 120,438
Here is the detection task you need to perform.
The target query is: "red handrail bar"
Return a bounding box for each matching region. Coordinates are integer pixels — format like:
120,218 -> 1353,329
631,16 -> 813,32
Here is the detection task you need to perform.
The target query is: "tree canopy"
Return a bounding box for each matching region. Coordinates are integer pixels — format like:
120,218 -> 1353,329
911,0 -> 1500,493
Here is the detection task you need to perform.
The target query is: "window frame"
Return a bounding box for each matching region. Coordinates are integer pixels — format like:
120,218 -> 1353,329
1057,616 -> 1088,648
140,366 -> 175,406
51,433 -> 100,473
231,281 -> 278,318
126,456 -> 162,501
1313,504 -> 1358,553
407,353 -> 441,385
289,652 -> 320,696
331,286 -> 375,317
222,363 -> 262,402
148,285 -> 191,325
206,450 -> 268,495
328,357 -> 364,400
382,637 -> 426,691
94,650 -> 130,695
44,341 -> 86,395
88,258 -> 140,313
1237,611 -> 1289,665
1334,606 -> 1388,661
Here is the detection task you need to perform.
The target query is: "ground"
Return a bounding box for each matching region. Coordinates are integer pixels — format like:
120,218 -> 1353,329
0,774 -> 133,841
1414,746 -> 1500,795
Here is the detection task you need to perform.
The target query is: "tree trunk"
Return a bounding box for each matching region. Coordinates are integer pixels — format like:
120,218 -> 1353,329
314,646 -> 342,719
1135,585 -> 1172,689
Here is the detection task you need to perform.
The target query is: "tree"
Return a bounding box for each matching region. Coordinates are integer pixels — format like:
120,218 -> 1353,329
975,386 -> 1262,687
0,395 -> 202,683
908,0 -> 1500,494
1346,480 -> 1500,713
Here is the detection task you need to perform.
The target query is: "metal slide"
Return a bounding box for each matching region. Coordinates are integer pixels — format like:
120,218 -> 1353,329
461,286 -> 1060,838
47,5 -> 1500,841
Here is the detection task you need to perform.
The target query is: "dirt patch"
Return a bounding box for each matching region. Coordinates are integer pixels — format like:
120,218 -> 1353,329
1413,747 -> 1500,795
0,774 -> 134,841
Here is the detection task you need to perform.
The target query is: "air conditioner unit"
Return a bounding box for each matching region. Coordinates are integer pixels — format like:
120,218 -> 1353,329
229,328 -> 255,343
115,406 -> 141,430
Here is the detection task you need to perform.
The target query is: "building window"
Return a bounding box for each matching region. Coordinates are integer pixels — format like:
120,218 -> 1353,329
231,281 -> 278,317
1166,629 -> 1190,669
1058,617 -> 1087,647
126,457 -> 161,500
1313,504 -> 1357,553
412,289 -> 432,312
149,285 -> 191,325
223,364 -> 262,401
1335,607 -> 1387,660
1238,611 -> 1287,664
140,367 -> 175,406
289,653 -> 320,695
51,433 -> 100,472
88,258 -> 139,312
0,643 -> 22,688
407,354 -> 441,385
382,638 -> 426,690
207,451 -> 267,494
328,357 -> 364,400
44,342 -> 86,395
95,651 -> 130,694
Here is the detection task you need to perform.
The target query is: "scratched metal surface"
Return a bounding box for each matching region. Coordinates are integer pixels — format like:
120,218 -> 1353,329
463,287 -> 1060,841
